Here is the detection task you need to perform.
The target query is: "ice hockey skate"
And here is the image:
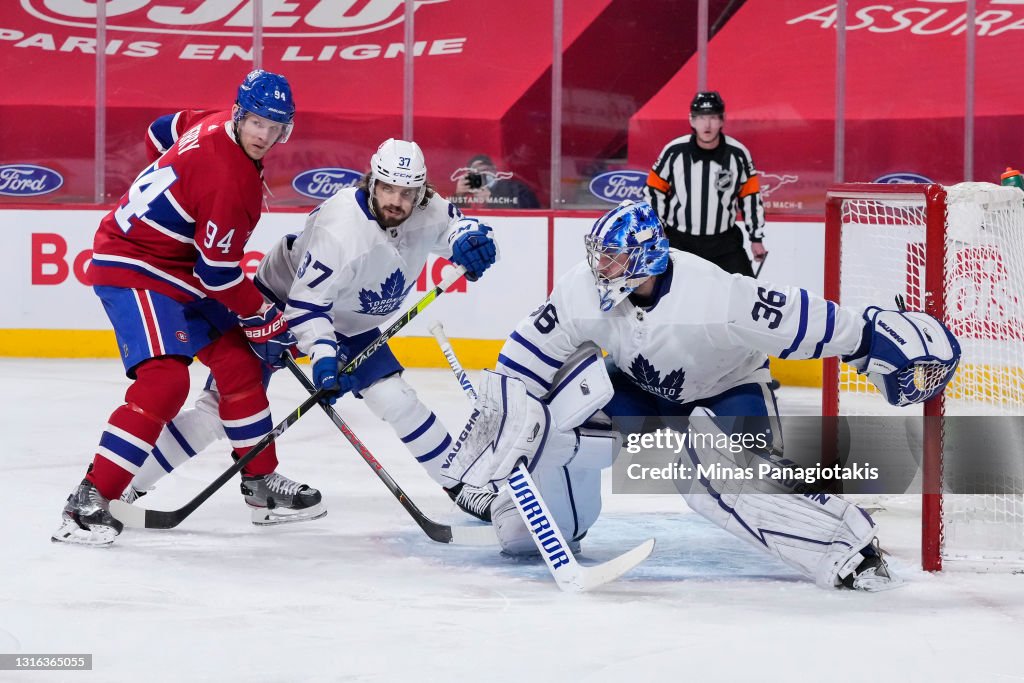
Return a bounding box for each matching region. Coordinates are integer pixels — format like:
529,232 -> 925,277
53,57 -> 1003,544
445,482 -> 496,523
839,541 -> 903,592
51,479 -> 124,546
241,471 -> 327,526
119,486 -> 147,504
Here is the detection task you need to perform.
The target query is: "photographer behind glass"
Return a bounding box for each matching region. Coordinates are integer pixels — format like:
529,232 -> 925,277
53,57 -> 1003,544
452,154 -> 540,209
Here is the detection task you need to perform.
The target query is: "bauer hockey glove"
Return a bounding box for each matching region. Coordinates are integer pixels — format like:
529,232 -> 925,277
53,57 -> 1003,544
450,219 -> 497,282
239,304 -> 296,369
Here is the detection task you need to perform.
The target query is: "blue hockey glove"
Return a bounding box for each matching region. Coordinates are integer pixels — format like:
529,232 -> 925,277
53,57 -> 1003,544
239,305 -> 296,369
311,341 -> 355,405
450,219 -> 497,282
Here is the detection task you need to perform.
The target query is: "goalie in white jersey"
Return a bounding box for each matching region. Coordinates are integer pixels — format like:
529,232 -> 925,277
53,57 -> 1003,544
442,200 -> 960,591
125,139 -> 500,522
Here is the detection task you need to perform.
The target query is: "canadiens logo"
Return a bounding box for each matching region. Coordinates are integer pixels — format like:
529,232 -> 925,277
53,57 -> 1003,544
357,269 -> 415,316
175,330 -> 189,343
628,354 -> 686,402
20,0 -> 450,38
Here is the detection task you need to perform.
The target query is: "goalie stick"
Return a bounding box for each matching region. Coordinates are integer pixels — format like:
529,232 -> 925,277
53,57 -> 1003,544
428,321 -> 655,592
110,265 -> 469,531
283,355 -> 496,546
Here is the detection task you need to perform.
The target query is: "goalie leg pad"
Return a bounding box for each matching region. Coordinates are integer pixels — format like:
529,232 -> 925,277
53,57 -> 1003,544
362,375 -> 453,486
680,408 -> 879,589
570,425 -> 622,470
491,463 -> 601,556
441,371 -> 576,490
545,343 -> 614,431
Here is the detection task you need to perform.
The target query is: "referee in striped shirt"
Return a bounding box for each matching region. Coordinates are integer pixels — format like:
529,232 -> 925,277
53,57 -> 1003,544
645,91 -> 767,276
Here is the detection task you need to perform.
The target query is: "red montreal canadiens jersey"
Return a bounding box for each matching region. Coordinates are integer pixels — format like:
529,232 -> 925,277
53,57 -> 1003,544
89,110 -> 265,317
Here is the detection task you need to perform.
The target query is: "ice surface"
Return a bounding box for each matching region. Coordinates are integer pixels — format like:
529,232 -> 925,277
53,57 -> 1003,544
3,359 -> 1023,682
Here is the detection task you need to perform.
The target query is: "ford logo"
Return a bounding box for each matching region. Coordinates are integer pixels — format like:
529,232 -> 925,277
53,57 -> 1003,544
589,170 -> 648,203
874,172 -> 935,184
292,168 -> 362,200
0,164 -> 64,196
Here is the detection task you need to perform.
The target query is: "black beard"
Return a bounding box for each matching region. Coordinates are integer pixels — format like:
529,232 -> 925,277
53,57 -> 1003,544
371,197 -> 407,228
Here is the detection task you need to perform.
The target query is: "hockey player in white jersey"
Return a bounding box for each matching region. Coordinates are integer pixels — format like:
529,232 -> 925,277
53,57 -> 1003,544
442,199 -> 960,590
124,139 -> 500,523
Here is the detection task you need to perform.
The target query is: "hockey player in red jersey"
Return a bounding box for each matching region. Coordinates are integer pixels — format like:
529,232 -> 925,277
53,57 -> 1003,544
53,70 -> 324,546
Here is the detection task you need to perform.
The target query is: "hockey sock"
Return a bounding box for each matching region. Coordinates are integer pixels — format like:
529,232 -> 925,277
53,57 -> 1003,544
362,376 -> 453,486
88,358 -> 190,500
200,330 -> 279,477
131,389 -> 225,491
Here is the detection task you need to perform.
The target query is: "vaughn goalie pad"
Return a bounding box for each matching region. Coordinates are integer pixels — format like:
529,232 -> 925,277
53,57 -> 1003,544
441,371 -> 577,491
679,408 -> 877,589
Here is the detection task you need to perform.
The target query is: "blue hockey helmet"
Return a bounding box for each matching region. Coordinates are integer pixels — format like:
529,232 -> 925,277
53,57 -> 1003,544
584,200 -> 669,311
234,69 -> 295,142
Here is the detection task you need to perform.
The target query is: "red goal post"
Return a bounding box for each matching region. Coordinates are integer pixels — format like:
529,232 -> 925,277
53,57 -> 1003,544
823,182 -> 1024,572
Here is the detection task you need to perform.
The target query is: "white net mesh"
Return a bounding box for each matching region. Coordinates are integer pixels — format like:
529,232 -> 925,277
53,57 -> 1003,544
834,182 -> 1024,569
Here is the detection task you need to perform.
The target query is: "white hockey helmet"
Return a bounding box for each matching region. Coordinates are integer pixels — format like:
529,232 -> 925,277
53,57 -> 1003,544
369,138 -> 427,204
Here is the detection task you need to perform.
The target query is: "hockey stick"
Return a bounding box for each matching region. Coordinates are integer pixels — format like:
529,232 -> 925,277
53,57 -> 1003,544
109,388 -> 331,530
283,355 -> 496,546
428,321 -> 655,592
753,250 -> 769,279
110,266 -> 469,531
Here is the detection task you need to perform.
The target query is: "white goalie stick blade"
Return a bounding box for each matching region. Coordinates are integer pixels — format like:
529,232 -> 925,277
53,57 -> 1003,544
108,499 -> 146,529
507,465 -> 654,593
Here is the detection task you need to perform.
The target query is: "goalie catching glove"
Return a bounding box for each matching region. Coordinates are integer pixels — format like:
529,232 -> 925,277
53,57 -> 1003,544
843,306 -> 961,407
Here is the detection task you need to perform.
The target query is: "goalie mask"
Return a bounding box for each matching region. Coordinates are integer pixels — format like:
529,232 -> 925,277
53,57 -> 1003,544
369,138 -> 427,205
234,69 -> 295,143
584,200 -> 669,311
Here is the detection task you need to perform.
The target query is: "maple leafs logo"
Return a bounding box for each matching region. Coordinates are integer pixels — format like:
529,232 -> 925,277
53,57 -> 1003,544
357,269 -> 414,316
628,354 -> 686,401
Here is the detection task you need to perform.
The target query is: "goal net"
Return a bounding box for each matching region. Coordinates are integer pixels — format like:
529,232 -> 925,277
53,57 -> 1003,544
823,182 -> 1024,571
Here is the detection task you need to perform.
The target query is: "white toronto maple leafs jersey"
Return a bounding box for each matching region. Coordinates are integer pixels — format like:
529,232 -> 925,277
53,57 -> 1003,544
256,187 -> 460,357
497,250 -> 868,404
